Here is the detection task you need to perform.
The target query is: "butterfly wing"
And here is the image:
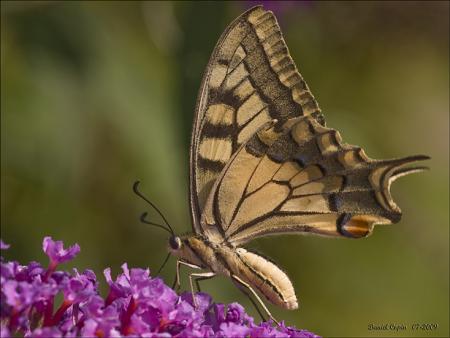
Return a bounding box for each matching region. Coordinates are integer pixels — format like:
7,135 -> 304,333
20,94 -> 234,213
200,116 -> 429,246
190,6 -> 320,233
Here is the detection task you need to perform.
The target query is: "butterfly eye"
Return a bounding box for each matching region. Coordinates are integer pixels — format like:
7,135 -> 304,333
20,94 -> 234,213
169,236 -> 182,250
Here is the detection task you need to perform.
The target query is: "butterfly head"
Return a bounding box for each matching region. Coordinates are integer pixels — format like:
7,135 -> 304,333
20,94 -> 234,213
167,234 -> 207,269
168,235 -> 182,252
167,235 -> 189,258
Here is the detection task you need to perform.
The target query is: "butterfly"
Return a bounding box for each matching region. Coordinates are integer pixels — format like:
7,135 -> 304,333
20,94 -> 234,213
134,5 -> 429,323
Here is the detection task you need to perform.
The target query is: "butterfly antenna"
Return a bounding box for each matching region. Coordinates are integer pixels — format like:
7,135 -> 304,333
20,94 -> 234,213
140,212 -> 172,235
156,252 -> 172,276
133,181 -> 175,235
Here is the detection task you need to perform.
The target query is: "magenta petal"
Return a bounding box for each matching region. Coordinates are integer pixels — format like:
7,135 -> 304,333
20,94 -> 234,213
0,325 -> 10,338
180,291 -> 212,313
42,237 -> 80,265
0,239 -> 10,250
226,302 -> 252,325
80,318 -> 97,337
219,321 -> 251,338
26,327 -> 62,338
3,280 -> 36,312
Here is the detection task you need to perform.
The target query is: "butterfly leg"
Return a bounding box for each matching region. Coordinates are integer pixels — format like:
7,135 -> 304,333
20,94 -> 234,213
194,273 -> 216,293
173,260 -> 202,291
232,278 -> 266,322
188,272 -> 216,308
231,274 -> 279,325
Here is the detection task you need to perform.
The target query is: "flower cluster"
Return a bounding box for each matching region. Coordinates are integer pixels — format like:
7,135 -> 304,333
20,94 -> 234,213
0,238 -> 320,337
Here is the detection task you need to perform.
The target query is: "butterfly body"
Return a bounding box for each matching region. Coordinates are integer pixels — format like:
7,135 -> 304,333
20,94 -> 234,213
169,233 -> 298,310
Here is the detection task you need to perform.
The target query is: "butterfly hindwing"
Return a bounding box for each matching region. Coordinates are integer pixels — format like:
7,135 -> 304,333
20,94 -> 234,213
200,116 -> 428,246
190,6 -> 321,232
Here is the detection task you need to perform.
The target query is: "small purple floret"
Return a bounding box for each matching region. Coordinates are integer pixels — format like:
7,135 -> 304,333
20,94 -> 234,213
1,237 -> 321,337
43,236 -> 80,267
0,239 -> 10,250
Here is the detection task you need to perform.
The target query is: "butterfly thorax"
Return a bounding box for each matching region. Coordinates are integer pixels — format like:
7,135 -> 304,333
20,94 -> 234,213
168,234 -> 231,275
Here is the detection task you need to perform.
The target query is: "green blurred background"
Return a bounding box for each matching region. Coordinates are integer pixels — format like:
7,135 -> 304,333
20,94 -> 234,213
1,1 -> 448,337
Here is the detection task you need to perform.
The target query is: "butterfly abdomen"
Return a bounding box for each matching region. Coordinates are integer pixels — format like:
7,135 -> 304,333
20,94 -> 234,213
233,248 -> 298,310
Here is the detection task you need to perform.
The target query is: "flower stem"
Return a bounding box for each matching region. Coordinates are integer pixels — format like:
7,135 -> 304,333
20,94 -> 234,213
105,290 -> 115,307
120,297 -> 137,335
43,261 -> 57,282
8,309 -> 19,332
51,300 -> 72,325
43,297 -> 54,327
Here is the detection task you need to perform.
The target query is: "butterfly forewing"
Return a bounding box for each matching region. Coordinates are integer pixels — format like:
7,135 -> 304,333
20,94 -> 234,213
200,116 -> 428,246
190,6 -> 321,232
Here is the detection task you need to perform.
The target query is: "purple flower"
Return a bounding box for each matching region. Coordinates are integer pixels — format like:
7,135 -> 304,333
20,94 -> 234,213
79,296 -> 121,337
1,261 -> 17,284
3,280 -> 36,312
226,302 -> 253,325
62,269 -> 97,304
204,302 -> 226,331
219,322 -> 251,337
25,326 -> 62,338
13,262 -> 44,283
0,324 -> 10,338
42,236 -> 80,268
180,291 -> 212,313
104,264 -> 132,305
250,320 -> 290,338
80,317 -> 121,338
0,237 -> 321,337
0,239 -> 10,250
282,326 -> 322,338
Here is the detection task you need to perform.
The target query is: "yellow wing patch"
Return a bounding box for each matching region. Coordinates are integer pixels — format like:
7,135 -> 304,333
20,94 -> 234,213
205,104 -> 234,126
198,138 -> 233,163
